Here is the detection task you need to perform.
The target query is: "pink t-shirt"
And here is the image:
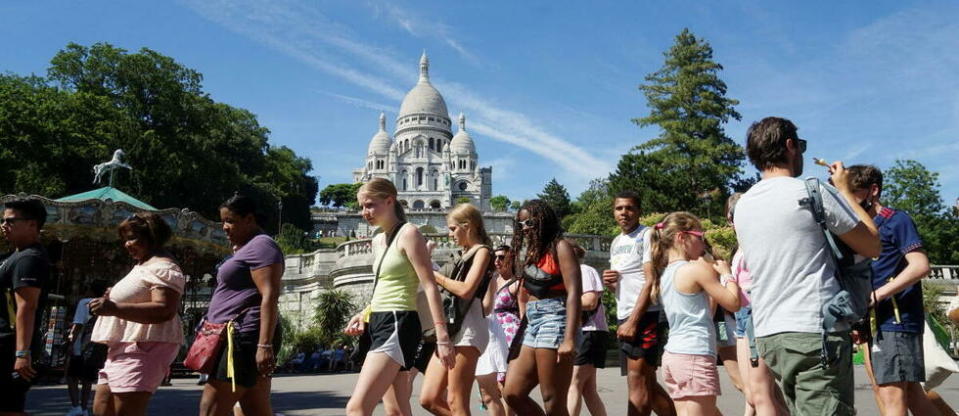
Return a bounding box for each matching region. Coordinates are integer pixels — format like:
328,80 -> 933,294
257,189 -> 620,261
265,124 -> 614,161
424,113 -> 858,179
732,250 -> 751,307
91,259 -> 186,345
580,264 -> 609,331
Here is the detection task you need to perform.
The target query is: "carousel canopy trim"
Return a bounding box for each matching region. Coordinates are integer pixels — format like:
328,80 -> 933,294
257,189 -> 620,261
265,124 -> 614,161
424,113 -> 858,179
55,186 -> 157,210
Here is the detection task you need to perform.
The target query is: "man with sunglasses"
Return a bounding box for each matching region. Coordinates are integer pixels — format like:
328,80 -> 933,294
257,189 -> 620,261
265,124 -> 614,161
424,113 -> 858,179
734,117 -> 880,415
0,198 -> 51,415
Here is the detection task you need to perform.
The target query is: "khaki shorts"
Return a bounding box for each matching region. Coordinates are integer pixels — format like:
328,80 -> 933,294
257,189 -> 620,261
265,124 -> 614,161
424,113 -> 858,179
757,332 -> 854,416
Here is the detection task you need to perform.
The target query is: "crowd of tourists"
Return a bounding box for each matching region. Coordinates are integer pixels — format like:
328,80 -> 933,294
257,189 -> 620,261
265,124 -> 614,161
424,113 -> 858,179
0,115 -> 953,416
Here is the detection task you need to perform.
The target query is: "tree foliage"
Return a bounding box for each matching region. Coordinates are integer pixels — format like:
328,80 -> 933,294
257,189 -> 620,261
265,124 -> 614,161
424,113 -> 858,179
319,183 -> 362,208
565,179 -> 618,236
490,195 -> 511,212
0,42 -> 317,231
884,160 -> 959,264
609,29 -> 744,220
312,290 -> 357,347
538,178 -> 572,219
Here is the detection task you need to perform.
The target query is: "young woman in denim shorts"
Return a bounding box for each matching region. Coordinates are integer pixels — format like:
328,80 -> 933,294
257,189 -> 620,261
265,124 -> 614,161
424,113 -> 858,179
502,200 -> 582,416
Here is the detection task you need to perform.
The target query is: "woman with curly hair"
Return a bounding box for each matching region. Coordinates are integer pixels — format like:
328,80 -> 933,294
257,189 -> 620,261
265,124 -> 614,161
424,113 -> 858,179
502,200 -> 582,416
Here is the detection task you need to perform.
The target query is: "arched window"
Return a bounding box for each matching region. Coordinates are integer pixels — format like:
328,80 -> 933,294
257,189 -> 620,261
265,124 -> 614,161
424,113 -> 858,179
436,140 -> 443,153
429,137 -> 434,151
401,170 -> 408,190
416,167 -> 424,187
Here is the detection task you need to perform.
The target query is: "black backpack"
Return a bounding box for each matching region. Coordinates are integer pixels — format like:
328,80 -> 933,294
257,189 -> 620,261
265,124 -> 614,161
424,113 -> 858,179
801,177 -> 875,367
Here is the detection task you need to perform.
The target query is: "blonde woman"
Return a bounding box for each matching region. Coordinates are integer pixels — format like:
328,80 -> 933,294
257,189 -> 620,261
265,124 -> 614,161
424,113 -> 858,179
420,203 -> 494,415
344,178 -> 454,416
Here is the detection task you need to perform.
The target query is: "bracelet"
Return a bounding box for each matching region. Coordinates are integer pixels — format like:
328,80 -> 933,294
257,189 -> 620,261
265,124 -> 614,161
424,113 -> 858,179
436,340 -> 451,345
257,344 -> 272,349
434,321 -> 448,326
15,350 -> 30,358
720,274 -> 734,287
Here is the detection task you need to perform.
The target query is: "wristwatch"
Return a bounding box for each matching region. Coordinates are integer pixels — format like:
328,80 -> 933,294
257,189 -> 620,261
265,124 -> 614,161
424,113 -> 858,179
15,350 -> 30,359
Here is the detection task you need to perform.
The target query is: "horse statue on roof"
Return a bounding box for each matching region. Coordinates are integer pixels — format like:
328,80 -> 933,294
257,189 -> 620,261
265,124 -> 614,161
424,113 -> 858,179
93,149 -> 133,186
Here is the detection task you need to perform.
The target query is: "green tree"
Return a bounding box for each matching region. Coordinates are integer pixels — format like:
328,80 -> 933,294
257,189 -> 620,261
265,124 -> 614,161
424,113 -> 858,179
276,223 -> 316,254
565,179 -> 618,235
312,290 -> 357,347
320,183 -> 362,208
490,195 -> 511,212
884,160 -> 959,264
509,200 -> 522,211
456,196 -> 471,204
609,29 -> 744,219
538,178 -> 572,218
0,42 -> 317,230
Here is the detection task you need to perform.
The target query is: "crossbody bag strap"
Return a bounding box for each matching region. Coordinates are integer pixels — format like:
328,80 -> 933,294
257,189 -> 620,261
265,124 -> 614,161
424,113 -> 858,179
372,222 -> 407,296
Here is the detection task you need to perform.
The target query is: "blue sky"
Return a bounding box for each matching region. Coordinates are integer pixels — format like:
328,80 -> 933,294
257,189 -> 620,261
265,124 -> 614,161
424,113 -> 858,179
2,1 -> 957,206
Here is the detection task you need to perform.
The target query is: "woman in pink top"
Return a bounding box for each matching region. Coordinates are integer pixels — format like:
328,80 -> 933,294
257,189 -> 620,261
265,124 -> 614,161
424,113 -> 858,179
88,213 -> 185,416
727,193 -> 787,416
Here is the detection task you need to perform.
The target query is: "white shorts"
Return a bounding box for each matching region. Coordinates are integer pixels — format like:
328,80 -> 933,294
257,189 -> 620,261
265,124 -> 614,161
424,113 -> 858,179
453,301 -> 489,352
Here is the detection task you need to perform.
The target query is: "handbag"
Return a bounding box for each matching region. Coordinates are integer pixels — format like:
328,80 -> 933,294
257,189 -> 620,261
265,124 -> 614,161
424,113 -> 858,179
350,222 -> 405,366
441,245 -> 491,338
183,320 -> 230,374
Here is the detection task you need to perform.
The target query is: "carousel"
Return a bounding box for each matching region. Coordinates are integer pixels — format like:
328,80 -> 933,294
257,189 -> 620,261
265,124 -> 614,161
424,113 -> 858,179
0,150 -> 229,370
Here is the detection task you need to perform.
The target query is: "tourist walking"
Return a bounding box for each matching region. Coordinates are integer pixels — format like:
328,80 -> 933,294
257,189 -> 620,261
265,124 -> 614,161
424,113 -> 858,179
198,195 -> 286,416
602,191 -> 675,416
88,213 -> 185,416
343,178 -> 454,416
726,193 -> 788,416
846,164 -> 939,416
420,203 -> 494,415
66,282 -> 108,416
735,117 -> 881,415
502,199 -> 582,416
567,240 -> 608,416
474,245 -> 516,416
0,198 -> 51,415
652,212 -> 741,416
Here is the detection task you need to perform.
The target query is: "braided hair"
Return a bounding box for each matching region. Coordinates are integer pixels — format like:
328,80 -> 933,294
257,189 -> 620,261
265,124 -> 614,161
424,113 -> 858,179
510,199 -> 563,273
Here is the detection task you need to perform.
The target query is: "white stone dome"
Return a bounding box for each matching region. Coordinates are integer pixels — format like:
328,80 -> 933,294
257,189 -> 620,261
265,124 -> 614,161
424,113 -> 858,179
450,113 -> 475,154
397,52 -> 449,119
367,113 -> 391,155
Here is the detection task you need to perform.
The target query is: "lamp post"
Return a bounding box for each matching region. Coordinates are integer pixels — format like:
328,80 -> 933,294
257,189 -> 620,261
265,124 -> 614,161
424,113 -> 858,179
277,198 -> 283,236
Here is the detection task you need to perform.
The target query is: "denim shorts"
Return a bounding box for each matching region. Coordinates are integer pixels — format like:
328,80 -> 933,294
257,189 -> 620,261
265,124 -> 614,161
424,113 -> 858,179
522,297 -> 573,349
734,304 -> 752,338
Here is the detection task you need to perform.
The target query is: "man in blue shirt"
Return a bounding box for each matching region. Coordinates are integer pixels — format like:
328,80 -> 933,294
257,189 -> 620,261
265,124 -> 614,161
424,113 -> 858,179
847,165 -> 937,415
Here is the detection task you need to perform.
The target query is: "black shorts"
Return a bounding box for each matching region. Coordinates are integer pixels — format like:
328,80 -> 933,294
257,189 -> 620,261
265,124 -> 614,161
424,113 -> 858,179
0,340 -> 31,412
66,354 -> 100,382
210,323 -> 284,389
618,311 -> 667,375
413,340 -> 436,373
575,330 -> 608,368
369,311 -> 421,371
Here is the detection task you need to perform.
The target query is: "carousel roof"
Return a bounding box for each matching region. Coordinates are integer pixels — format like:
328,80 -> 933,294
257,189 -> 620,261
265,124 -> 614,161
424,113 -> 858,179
55,186 -> 157,210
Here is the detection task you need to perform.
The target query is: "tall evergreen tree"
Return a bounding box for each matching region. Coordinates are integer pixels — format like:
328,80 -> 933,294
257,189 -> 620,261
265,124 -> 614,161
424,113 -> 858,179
609,29 -> 744,218
538,178 -> 572,219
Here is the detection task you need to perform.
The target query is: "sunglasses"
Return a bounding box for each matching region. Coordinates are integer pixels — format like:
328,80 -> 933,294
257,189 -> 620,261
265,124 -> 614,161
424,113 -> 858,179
1,217 -> 27,226
494,255 -> 507,261
796,138 -> 807,153
517,219 -> 536,228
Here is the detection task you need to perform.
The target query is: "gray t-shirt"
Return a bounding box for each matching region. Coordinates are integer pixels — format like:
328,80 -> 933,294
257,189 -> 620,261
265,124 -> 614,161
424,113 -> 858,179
734,177 -> 860,338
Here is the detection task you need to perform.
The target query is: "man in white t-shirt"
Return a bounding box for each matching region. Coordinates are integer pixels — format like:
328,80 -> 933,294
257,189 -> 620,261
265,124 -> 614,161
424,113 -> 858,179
735,117 -> 880,415
602,191 -> 675,416
66,282 -> 105,416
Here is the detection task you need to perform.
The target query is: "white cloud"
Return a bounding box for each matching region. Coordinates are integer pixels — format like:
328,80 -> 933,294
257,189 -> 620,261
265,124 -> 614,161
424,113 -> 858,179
180,0 -> 611,180
368,1 -> 481,65
323,92 -> 395,114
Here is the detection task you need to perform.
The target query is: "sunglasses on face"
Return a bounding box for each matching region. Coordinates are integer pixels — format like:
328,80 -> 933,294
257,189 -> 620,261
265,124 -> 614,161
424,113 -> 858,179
494,255 -> 507,261
517,219 -> 535,228
681,230 -> 705,238
796,138 -> 807,153
1,217 -> 27,226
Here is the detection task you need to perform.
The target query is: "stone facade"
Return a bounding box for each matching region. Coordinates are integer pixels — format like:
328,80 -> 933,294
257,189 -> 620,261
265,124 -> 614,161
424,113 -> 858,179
352,52 -> 491,212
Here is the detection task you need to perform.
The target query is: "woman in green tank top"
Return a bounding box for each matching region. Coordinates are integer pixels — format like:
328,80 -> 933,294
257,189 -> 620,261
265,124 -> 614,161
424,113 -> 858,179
343,178 -> 454,416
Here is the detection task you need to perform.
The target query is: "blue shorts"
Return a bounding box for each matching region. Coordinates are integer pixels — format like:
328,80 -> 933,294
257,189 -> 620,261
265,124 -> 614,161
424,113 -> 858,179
734,304 -> 752,338
522,297 -> 574,349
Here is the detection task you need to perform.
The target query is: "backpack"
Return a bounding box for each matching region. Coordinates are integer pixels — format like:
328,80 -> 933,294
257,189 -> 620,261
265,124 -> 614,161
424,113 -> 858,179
801,177 -> 875,367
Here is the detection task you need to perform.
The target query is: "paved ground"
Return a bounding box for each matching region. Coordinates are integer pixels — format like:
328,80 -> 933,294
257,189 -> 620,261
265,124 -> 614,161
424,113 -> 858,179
26,365 -> 959,415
